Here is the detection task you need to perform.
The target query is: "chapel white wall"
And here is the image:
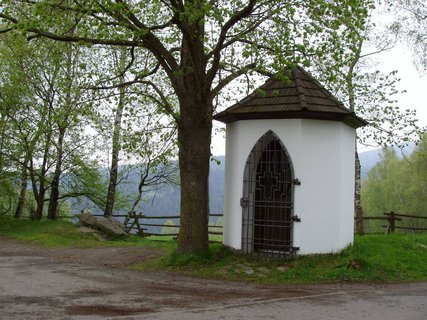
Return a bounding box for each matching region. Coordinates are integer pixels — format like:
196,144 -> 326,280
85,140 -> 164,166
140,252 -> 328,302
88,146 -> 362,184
223,118 -> 355,255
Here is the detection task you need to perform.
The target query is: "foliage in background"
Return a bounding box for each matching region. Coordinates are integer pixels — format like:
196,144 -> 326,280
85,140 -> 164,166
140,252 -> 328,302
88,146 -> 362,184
362,133 -> 427,232
0,32 -> 177,220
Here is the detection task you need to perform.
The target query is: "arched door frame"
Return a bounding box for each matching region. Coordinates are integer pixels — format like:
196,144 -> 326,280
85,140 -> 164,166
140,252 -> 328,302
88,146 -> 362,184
241,130 -> 299,257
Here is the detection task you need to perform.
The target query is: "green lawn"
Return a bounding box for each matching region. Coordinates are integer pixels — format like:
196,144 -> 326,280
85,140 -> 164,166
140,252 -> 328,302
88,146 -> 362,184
1,215 -> 427,284
137,233 -> 427,283
0,215 -> 176,251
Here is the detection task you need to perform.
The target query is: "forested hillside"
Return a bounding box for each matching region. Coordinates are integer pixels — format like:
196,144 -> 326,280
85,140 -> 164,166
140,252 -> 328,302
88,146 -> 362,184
70,144 -> 422,219
70,157 -> 225,217
358,143 -> 416,179
362,134 -> 427,217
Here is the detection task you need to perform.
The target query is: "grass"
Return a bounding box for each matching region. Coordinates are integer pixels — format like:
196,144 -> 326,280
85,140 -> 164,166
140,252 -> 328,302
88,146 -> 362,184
0,215 -> 176,251
137,233 -> 427,284
1,215 -> 427,284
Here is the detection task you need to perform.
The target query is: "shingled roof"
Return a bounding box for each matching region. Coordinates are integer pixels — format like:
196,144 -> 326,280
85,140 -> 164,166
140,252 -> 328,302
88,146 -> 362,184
213,66 -> 367,128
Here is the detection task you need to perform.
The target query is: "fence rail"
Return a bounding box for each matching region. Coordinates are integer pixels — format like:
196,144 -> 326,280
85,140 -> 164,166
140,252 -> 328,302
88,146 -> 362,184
359,212 -> 427,234
91,212 -> 223,238
87,211 -> 426,237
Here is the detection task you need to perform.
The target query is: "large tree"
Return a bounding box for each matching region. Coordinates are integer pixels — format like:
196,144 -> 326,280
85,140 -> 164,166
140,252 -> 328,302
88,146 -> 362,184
0,0 -> 370,253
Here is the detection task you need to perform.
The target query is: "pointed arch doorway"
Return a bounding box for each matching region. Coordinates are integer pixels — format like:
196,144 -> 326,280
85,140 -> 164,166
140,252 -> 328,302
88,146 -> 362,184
241,131 -> 296,257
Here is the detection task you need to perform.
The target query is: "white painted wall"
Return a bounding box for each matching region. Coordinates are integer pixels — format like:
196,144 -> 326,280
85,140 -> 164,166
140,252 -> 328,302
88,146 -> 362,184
223,118 -> 355,255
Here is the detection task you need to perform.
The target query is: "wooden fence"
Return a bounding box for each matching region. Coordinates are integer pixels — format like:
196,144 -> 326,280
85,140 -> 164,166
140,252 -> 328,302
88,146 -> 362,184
87,211 -> 426,237
92,212 -> 223,238
358,212 -> 427,234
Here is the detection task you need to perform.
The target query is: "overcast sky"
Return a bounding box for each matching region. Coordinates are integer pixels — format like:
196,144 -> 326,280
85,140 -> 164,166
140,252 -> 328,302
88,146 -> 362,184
381,45 -> 427,127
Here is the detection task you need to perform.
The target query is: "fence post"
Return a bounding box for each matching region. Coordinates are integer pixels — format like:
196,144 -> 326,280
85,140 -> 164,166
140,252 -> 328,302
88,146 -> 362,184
386,212 -> 395,234
356,212 -> 364,235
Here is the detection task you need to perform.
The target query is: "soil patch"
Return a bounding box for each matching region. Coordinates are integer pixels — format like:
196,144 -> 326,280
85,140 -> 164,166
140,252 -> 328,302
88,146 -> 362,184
0,236 -> 164,268
66,305 -> 155,316
2,236 -> 425,320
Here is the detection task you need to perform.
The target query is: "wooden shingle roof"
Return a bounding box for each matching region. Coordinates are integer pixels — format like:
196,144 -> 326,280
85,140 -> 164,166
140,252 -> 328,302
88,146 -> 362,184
213,66 -> 367,128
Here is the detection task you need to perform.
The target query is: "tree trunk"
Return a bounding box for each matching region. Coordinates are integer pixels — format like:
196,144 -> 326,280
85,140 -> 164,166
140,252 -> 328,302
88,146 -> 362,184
173,14 -> 212,254
47,129 -> 65,220
104,84 -> 125,218
48,40 -> 75,220
31,126 -> 52,220
355,148 -> 364,234
32,188 -> 45,220
0,114 -> 7,172
104,49 -> 127,218
176,97 -> 212,254
345,40 -> 364,234
14,159 -> 29,219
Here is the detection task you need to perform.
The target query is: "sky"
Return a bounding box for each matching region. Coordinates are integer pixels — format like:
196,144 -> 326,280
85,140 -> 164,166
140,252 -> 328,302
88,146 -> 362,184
381,45 -> 427,127
211,45 -> 427,156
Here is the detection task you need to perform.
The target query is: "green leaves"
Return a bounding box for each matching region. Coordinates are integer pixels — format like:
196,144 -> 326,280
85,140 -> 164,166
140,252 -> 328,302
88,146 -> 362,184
362,135 -> 427,226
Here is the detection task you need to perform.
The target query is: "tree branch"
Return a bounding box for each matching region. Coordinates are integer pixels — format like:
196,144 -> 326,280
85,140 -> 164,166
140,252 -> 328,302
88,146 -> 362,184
114,0 -> 179,77
139,80 -> 179,122
206,0 -> 257,86
211,62 -> 257,98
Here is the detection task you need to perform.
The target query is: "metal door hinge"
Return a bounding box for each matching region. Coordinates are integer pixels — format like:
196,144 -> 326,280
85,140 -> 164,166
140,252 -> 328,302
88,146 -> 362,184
240,197 -> 249,208
293,178 -> 301,185
292,215 -> 301,222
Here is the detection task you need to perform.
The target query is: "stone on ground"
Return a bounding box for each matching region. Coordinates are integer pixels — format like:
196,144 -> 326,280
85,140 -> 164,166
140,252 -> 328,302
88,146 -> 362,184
77,212 -> 127,237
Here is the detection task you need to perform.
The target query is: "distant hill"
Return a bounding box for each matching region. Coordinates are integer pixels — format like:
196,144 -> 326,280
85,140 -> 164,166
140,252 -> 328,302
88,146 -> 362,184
359,143 -> 415,179
71,145 -> 415,228
69,157 -> 225,232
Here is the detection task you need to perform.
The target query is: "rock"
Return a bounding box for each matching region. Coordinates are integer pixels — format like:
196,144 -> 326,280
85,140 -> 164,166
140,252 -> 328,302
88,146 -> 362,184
236,264 -> 254,275
77,213 -> 127,237
347,259 -> 363,270
277,266 -> 291,272
78,226 -> 97,234
77,226 -> 107,241
96,217 -> 128,237
91,232 -> 107,242
257,267 -> 272,274
77,213 -> 98,227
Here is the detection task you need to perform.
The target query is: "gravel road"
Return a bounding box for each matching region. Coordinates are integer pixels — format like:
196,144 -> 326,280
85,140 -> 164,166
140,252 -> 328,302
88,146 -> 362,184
0,237 -> 426,320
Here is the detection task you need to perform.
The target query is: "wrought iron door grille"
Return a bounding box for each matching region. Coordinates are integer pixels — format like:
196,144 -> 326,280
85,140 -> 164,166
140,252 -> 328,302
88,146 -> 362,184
242,131 -> 295,258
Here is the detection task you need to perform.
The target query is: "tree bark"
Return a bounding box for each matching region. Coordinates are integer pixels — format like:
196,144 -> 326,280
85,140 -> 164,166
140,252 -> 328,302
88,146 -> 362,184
32,187 -> 46,220
47,129 -> 65,220
176,95 -> 212,254
355,148 -> 364,234
345,39 -> 364,234
31,123 -> 52,220
173,14 -> 213,254
14,159 -> 29,219
47,40 -> 76,220
104,60 -> 126,218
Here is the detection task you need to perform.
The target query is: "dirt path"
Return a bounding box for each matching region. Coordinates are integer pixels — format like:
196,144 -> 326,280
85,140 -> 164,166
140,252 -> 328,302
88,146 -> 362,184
1,237 -> 426,319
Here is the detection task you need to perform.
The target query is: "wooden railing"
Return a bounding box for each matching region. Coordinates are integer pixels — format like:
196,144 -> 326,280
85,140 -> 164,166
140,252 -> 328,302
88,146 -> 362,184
92,212 -> 223,238
358,212 -> 427,234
